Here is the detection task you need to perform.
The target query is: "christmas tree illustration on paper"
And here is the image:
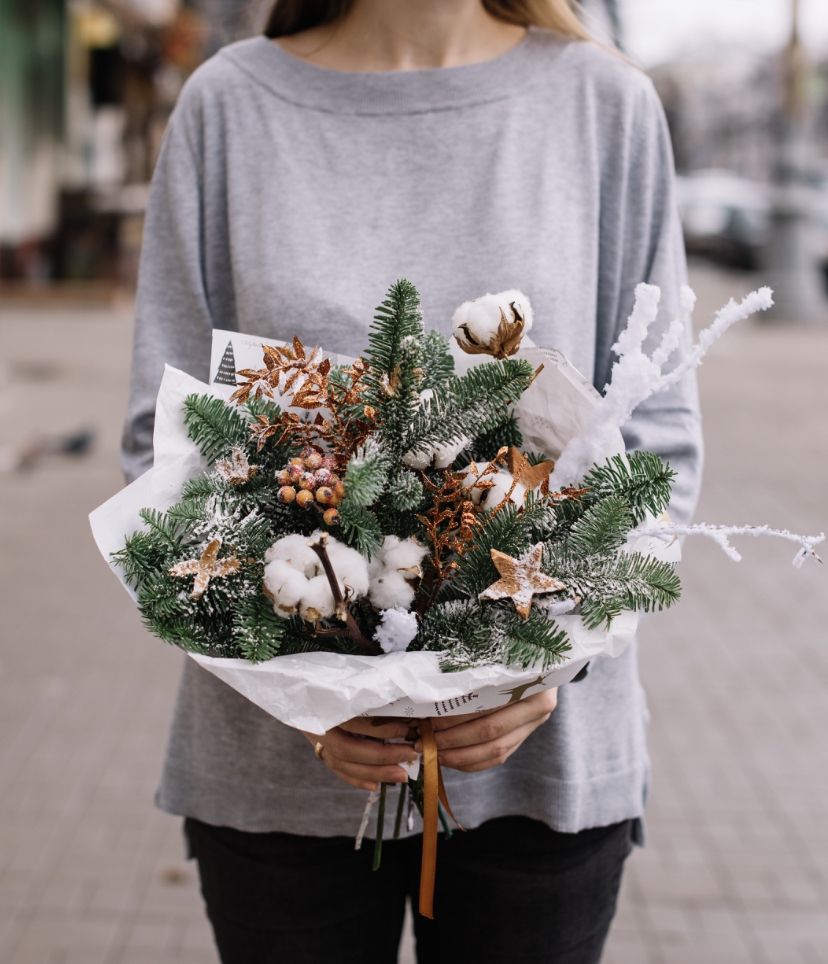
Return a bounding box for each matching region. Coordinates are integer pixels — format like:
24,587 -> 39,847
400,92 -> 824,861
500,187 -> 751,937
214,340 -> 238,386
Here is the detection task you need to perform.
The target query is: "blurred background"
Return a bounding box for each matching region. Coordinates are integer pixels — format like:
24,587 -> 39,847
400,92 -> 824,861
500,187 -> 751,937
0,2 -> 826,963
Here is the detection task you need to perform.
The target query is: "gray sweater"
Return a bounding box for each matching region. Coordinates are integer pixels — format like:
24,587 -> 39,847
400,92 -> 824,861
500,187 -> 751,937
122,27 -> 702,840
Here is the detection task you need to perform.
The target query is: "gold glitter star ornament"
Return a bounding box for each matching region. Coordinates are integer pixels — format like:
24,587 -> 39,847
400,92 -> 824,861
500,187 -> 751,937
169,538 -> 242,600
479,543 -> 565,619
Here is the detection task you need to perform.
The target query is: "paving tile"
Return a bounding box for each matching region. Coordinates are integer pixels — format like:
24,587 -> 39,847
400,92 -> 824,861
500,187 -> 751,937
1,264 -> 827,963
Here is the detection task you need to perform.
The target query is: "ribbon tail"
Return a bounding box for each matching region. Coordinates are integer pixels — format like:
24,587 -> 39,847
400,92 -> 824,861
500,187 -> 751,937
418,718 -> 439,919
437,767 -> 464,832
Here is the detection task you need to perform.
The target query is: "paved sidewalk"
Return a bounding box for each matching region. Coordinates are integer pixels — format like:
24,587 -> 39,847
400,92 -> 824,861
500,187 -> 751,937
0,264 -> 826,963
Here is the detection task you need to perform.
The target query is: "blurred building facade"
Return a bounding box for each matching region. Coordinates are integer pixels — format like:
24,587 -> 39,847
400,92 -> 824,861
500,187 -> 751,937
1,0 -> 826,311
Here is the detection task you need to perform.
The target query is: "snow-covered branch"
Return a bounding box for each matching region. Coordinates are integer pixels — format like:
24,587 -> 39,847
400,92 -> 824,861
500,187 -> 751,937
637,522 -> 825,568
548,283 -> 774,489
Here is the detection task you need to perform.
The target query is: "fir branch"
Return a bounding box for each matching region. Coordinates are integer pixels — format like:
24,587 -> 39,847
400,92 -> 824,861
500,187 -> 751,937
387,469 -> 424,512
243,395 -> 282,423
404,359 -> 534,456
469,413 -> 524,462
363,279 -> 424,397
362,280 -> 425,461
111,530 -> 167,590
581,452 -> 675,525
183,393 -> 248,462
450,497 -> 556,599
566,496 -> 634,557
137,508 -> 187,554
182,475 -> 218,499
233,593 -> 287,662
498,609 -> 572,670
343,439 -> 391,509
338,501 -> 383,557
417,330 -> 455,389
542,547 -> 681,630
416,599 -> 570,671
415,599 -> 502,669
166,496 -> 210,527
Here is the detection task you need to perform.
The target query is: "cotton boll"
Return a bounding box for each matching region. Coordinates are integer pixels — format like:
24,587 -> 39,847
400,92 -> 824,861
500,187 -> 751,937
264,534 -> 320,577
479,471 -> 527,509
374,608 -> 419,654
451,289 -> 533,357
369,571 -> 416,611
432,435 -> 470,469
263,560 -> 309,616
459,465 -> 486,504
315,532 -> 370,598
299,575 -> 337,622
379,536 -> 428,577
402,447 -> 433,470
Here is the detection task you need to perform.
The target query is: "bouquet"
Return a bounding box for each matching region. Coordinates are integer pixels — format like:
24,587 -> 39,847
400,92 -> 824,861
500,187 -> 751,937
91,279 -> 822,917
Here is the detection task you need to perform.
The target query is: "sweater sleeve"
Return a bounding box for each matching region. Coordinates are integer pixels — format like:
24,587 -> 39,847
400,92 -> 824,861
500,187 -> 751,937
594,77 -> 703,525
120,82 -> 215,484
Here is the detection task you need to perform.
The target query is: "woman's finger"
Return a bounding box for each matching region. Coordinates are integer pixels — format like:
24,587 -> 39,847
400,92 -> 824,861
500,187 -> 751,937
339,717 -> 415,740
438,719 -> 540,770
426,690 -> 557,743
326,756 -> 410,786
420,699 -> 538,752
429,707 -> 499,732
325,728 -> 420,766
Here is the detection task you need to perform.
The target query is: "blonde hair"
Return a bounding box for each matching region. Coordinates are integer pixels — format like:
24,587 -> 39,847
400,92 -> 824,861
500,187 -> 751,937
264,0 -> 594,43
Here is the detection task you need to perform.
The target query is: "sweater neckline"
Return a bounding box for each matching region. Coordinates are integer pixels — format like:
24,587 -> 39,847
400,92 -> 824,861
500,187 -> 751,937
221,27 -> 563,115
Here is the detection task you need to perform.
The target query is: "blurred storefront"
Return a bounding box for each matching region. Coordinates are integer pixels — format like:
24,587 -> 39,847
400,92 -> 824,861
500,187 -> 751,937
1,0 -> 210,287
1,0 -> 826,317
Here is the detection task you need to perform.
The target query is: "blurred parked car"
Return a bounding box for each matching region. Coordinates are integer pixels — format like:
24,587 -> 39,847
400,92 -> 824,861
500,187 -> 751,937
676,170 -> 772,270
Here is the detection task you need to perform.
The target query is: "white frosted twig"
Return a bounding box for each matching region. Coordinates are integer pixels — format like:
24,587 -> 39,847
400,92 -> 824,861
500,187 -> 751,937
548,282 -> 774,489
658,287 -> 774,392
638,522 -> 825,568
354,788 -> 380,850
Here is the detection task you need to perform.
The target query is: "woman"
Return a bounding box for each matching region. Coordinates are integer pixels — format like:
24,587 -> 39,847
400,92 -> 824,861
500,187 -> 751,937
122,1 -> 702,961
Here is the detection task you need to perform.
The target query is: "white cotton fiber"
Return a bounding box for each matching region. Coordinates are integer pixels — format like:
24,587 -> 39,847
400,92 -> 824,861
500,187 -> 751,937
369,571 -> 416,611
264,534 -> 320,577
263,559 -> 309,616
299,575 -> 337,622
374,608 -> 419,654
451,289 -> 533,352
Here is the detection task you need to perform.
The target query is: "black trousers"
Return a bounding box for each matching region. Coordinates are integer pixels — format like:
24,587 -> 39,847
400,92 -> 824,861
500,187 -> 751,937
184,814 -> 633,964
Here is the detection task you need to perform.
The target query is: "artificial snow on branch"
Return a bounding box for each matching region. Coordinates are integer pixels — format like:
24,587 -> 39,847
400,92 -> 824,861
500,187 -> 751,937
636,522 -> 825,568
549,283 -> 774,489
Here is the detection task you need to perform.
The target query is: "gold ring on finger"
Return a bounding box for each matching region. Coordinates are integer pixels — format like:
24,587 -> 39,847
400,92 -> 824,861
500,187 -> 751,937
313,741 -> 325,761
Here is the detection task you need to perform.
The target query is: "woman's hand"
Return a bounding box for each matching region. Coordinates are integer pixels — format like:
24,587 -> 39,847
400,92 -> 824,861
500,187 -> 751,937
415,688 -> 558,773
301,717 -> 419,792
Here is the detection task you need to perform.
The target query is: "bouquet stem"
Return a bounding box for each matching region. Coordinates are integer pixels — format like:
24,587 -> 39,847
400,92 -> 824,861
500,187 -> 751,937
372,783 -> 388,871
310,536 -> 380,654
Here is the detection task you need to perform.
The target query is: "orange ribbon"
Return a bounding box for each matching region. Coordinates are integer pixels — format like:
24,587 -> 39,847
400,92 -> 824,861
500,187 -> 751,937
417,719 -> 462,919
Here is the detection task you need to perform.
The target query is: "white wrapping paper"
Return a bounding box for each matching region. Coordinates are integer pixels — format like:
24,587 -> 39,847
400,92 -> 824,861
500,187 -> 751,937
89,331 -> 679,735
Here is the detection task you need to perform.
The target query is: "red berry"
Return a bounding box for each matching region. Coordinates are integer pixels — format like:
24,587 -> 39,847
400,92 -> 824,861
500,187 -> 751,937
323,507 -> 340,526
295,489 -> 314,508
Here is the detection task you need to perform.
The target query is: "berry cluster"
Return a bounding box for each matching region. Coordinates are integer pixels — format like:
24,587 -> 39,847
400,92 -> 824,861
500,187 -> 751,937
276,449 -> 344,526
